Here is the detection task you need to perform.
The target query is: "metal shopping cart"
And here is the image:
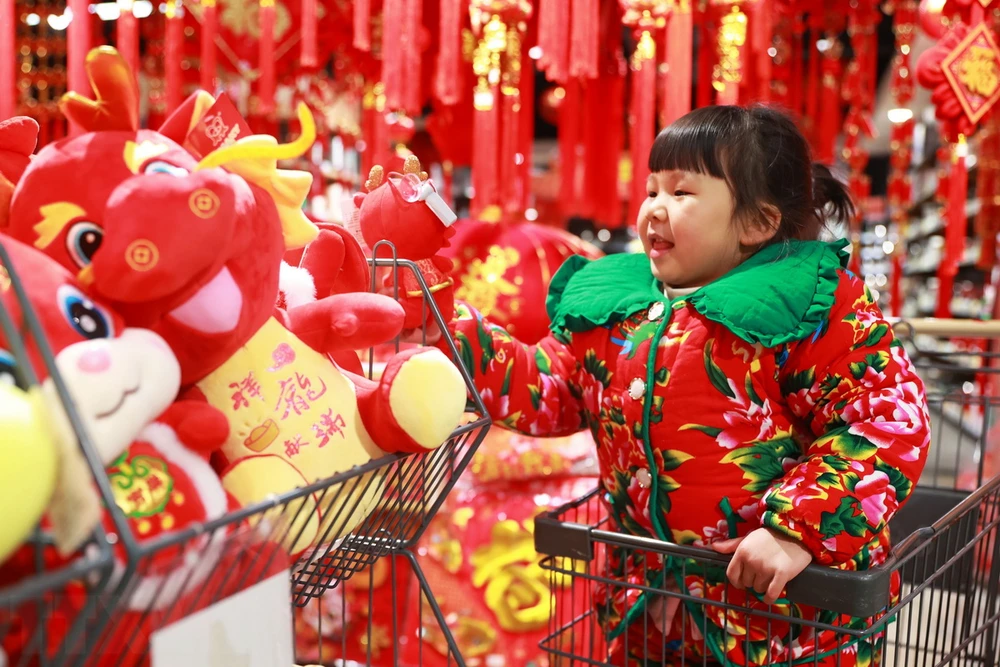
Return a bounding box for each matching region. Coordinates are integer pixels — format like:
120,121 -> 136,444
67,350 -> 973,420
533,318 -> 1000,667
0,242 -> 491,667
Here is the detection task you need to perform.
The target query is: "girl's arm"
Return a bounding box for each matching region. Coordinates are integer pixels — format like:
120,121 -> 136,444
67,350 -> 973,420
762,269 -> 931,566
438,300 -> 589,437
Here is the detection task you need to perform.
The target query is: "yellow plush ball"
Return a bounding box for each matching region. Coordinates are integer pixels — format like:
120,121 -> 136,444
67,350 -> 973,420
0,383 -> 59,563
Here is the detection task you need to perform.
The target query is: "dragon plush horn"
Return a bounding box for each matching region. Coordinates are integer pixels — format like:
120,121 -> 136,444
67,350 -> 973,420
59,47 -> 140,133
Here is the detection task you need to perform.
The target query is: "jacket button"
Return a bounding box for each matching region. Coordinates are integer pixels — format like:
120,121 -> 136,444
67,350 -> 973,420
647,301 -> 665,321
628,378 -> 646,400
636,468 -> 652,488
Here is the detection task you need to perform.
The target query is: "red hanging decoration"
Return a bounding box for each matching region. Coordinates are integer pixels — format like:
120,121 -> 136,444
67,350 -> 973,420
164,0 -> 185,116
67,0 -> 92,136
382,0 -> 424,114
663,0 -> 693,125
469,1 -> 532,220
117,0 -> 140,75
538,0 -> 570,81
569,0 -> 599,79
258,0 -> 276,114
200,0 -> 218,92
559,80 -> 583,221
918,17 -> 1000,316
0,0 -> 13,121
354,0 -> 372,51
629,31 -> 658,226
302,0 -> 318,68
435,0 -> 465,105
711,1 -> 748,105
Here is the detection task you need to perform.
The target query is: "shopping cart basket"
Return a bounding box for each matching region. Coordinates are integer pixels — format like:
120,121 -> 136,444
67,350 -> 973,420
0,244 -> 491,667
533,318 -> 1000,667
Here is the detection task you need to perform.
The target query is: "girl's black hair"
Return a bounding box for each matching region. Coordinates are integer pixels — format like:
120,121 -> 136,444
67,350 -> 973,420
648,104 -> 855,246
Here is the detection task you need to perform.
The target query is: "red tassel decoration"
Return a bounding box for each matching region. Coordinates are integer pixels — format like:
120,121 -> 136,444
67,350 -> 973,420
258,0 -> 276,114
164,0 -> 184,115
937,137 -> 969,318
754,0 -> 772,101
201,0 -> 218,91
354,0 -> 371,51
472,88 -> 500,220
401,0 -> 423,114
435,0 -> 464,105
815,47 -> 842,163
697,17 -> 714,108
586,63 -> 625,227
302,0 -> 317,68
0,0 -> 14,121
517,46 -> 535,213
559,80 -> 582,220
67,0 -> 91,135
539,0 -> 570,82
663,3 -> 692,125
381,0 -> 404,110
630,31 -> 657,226
569,0 -> 598,79
117,0 -> 139,75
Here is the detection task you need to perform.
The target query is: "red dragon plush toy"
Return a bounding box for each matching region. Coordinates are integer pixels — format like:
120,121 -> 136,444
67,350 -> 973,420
355,157 -> 459,337
1,47 -> 469,557
0,232 -> 255,666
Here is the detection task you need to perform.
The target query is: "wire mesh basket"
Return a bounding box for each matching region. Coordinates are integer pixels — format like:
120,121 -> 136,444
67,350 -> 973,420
0,242 -> 491,667
533,320 -> 1000,667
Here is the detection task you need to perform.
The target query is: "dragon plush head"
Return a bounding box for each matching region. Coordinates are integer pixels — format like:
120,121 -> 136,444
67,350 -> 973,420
354,156 -> 458,260
1,47 -> 319,386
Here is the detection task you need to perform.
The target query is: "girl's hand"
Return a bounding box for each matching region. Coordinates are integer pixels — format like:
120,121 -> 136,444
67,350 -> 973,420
711,528 -> 813,605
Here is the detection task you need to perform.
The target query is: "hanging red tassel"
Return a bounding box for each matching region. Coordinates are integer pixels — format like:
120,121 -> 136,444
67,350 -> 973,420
472,87 -> 500,220
714,4 -> 747,105
67,0 -> 91,135
585,62 -> 625,227
517,45 -> 535,214
381,0 -> 405,110
754,0 -> 773,101
0,0 -> 14,121
937,137 -> 969,318
436,0 -> 464,105
663,3 -> 692,125
697,17 -> 714,108
891,253 -> 903,317
258,0 -> 276,114
630,31 -> 657,227
354,0 -> 371,51
815,47 -> 842,163
401,0 -> 423,114
538,0 -> 570,82
165,0 -> 184,116
569,0 -> 598,79
302,0 -> 317,68
201,0 -> 218,91
559,80 -> 582,220
117,0 -> 139,75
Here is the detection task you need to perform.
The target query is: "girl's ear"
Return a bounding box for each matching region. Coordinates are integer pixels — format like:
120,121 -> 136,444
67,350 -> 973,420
740,203 -> 781,249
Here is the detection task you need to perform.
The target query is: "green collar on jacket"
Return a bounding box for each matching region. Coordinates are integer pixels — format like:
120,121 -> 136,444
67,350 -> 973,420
546,238 -> 851,348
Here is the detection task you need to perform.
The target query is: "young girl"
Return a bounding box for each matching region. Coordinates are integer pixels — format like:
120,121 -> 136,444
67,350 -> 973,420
436,104 -> 931,666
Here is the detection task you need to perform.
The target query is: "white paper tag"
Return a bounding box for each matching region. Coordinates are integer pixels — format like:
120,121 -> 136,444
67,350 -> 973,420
150,569 -> 293,666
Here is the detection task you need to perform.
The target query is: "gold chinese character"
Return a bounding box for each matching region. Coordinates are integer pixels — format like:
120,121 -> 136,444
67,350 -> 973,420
959,45 -> 1000,99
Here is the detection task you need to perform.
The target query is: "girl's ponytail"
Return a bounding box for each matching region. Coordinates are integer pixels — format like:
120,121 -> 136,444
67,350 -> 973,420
812,162 -> 856,227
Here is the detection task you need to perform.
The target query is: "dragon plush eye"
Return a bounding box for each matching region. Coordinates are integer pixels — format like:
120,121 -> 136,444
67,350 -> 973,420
65,221 -> 103,268
56,285 -> 114,340
0,350 -> 21,389
144,161 -> 189,177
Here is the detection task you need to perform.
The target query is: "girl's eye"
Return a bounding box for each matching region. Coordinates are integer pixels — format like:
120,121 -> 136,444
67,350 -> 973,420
647,191 -> 658,199
674,190 -> 691,197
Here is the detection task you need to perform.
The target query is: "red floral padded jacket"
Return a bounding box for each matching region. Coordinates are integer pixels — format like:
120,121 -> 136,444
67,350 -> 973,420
441,239 -> 931,666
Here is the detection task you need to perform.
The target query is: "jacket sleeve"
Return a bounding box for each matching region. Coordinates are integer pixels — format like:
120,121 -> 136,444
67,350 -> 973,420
761,269 -> 931,566
439,300 -> 588,437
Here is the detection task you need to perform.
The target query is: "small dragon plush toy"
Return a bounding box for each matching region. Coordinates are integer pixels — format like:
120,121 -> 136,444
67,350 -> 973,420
355,157 -> 458,337
1,47 -> 469,556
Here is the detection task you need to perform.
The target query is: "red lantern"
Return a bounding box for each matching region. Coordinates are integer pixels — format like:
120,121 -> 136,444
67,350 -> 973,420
442,218 -> 604,345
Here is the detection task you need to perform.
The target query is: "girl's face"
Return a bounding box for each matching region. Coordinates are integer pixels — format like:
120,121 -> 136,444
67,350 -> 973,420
638,169 -> 747,289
